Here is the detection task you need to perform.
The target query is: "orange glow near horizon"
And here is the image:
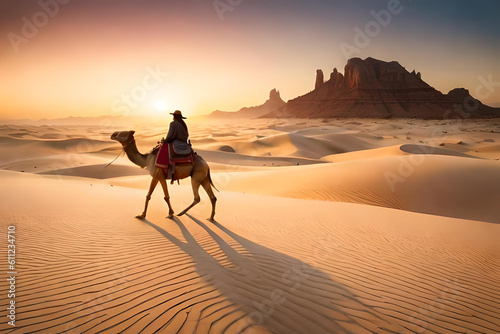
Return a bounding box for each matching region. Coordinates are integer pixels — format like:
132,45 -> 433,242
1,1 -> 499,120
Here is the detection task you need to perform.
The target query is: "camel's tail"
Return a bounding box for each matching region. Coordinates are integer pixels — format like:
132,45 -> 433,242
207,168 -> 219,192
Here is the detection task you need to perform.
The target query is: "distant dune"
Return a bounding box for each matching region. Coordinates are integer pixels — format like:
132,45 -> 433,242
223,151 -> 500,223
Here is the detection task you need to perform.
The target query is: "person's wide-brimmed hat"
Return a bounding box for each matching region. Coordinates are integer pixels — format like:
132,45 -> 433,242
170,110 -> 187,119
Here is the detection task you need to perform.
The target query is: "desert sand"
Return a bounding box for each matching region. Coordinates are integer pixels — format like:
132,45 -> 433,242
1,117 -> 499,333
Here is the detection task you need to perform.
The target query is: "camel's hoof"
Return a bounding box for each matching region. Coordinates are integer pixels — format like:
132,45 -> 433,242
177,212 -> 186,217
166,214 -> 173,219
135,215 -> 145,220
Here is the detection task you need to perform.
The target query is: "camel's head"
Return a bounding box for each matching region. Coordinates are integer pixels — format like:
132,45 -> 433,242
110,130 -> 135,146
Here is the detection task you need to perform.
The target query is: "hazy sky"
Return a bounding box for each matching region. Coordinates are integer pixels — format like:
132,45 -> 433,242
1,0 -> 499,119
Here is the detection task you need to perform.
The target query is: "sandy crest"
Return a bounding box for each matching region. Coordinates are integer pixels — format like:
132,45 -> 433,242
221,146 -> 500,224
0,171 -> 499,334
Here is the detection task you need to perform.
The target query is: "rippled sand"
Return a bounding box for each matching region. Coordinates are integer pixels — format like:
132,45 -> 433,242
0,117 -> 499,333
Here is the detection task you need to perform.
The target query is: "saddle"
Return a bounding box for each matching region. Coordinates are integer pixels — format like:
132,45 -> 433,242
155,140 -> 194,184
170,139 -> 192,156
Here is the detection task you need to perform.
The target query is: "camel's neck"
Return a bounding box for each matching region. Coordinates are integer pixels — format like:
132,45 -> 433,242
124,140 -> 148,168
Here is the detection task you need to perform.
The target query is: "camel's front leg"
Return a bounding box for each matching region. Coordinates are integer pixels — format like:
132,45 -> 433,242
136,178 -> 158,219
158,175 -> 175,218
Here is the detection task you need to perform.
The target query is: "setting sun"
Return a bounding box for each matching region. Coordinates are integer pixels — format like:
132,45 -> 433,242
154,100 -> 167,112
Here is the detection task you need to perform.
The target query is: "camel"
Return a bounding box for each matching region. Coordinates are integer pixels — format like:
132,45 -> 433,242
110,130 -> 217,220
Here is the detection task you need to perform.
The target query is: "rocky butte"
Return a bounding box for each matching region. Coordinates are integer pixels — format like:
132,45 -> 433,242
210,89 -> 286,118
264,57 -> 500,119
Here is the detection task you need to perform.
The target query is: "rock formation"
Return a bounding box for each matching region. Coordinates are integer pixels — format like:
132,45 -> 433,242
446,88 -> 499,116
210,89 -> 286,118
264,57 -> 500,119
315,70 -> 324,90
329,68 -> 344,90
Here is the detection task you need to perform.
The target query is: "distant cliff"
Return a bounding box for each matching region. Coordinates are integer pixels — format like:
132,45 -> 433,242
263,57 -> 500,119
210,89 -> 286,118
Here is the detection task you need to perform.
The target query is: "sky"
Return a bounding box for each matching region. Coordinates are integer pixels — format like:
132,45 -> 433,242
0,0 -> 499,120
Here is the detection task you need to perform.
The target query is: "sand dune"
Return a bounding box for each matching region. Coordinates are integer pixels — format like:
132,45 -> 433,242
474,143 -> 500,159
322,145 -> 407,163
194,149 -> 326,167
1,171 -> 500,333
193,124 -> 379,160
399,144 -> 476,157
223,153 -> 500,223
232,132 -> 376,159
1,118 -> 499,333
39,163 -> 149,179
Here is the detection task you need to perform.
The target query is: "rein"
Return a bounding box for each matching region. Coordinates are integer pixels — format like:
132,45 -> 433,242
105,139 -> 134,168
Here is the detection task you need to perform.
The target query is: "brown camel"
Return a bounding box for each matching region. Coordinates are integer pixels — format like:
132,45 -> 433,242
110,130 -> 217,220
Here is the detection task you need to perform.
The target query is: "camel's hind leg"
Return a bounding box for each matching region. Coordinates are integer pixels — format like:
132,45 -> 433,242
177,177 -> 202,217
137,177 -> 158,219
201,177 -> 217,221
158,173 -> 175,218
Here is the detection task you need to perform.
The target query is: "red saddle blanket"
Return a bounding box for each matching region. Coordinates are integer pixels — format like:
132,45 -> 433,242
155,144 -> 170,168
155,143 -> 194,169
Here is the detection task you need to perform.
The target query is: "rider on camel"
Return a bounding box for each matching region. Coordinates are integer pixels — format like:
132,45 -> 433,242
165,110 -> 189,144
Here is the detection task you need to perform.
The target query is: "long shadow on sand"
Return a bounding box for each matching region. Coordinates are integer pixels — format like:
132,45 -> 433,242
140,215 -> 392,333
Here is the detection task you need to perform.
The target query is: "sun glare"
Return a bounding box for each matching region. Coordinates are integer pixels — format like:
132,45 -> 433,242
154,100 -> 167,111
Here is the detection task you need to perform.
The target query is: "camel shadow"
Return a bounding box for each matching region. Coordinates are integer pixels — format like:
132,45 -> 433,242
140,215 -> 388,333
